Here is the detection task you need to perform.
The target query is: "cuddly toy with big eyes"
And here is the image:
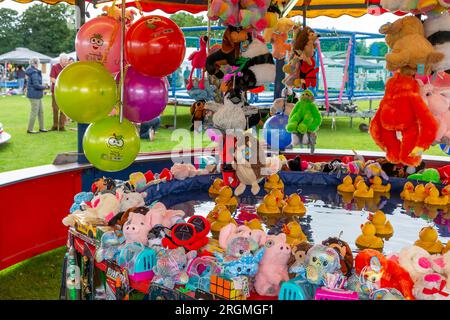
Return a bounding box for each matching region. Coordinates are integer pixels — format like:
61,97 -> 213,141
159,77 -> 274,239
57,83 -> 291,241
322,237 -> 354,277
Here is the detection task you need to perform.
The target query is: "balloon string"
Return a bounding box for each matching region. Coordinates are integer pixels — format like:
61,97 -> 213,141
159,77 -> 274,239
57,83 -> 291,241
101,15 -> 120,65
119,0 -> 126,123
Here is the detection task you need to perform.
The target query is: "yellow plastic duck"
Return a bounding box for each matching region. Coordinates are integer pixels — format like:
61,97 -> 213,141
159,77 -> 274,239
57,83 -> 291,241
355,222 -> 384,250
206,204 -> 228,223
257,192 -> 281,215
353,175 -> 364,189
264,173 -> 284,193
400,182 -> 415,200
443,241 -> 449,254
368,210 -> 393,237
244,218 -> 264,230
337,175 -> 355,193
281,220 -> 307,246
370,176 -> 391,193
353,180 -> 374,198
211,206 -> 237,232
414,226 -> 443,254
209,178 -> 225,198
270,188 -> 286,209
215,186 -> 238,212
409,184 -> 427,203
424,186 -> 448,206
282,193 -> 306,217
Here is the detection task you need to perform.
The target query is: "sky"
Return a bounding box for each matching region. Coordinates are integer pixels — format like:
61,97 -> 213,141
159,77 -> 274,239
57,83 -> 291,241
0,1 -> 400,35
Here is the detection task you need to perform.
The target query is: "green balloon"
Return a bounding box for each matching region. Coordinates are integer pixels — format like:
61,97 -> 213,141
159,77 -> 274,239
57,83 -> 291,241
83,116 -> 140,172
55,61 -> 117,124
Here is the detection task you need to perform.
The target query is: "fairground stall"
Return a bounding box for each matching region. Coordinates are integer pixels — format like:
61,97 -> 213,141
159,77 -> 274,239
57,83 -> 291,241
1,0 -> 450,300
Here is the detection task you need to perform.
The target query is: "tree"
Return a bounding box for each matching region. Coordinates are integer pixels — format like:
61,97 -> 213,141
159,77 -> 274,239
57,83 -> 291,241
17,4 -> 76,57
169,12 -> 206,28
369,42 -> 388,57
0,8 -> 21,54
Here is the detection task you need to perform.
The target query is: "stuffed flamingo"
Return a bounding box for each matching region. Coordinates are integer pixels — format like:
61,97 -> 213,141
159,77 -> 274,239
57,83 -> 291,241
187,35 -> 209,90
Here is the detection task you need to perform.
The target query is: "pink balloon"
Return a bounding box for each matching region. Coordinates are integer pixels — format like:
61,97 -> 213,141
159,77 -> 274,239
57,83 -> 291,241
75,16 -> 122,74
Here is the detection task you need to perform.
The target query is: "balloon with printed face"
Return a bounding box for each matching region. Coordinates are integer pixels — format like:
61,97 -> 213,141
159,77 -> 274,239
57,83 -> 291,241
75,15 -> 122,74
263,113 -> 292,150
55,61 -> 117,123
83,116 -> 140,172
123,66 -> 168,123
125,15 -> 186,77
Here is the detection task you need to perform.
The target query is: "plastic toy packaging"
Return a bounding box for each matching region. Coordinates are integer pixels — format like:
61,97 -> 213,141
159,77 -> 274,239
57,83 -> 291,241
185,256 -> 222,292
95,230 -> 123,263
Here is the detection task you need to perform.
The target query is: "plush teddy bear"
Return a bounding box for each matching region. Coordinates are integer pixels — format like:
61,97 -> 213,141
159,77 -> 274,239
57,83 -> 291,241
263,17 -> 294,60
190,100 -> 207,132
379,16 -> 444,76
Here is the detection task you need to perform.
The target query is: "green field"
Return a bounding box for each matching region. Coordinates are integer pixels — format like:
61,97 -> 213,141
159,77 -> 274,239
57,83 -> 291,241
0,95 -> 444,173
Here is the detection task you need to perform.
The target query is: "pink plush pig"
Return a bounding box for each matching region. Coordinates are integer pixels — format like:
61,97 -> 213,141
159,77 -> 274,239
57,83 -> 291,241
123,209 -> 153,245
219,223 -> 267,250
147,202 -> 185,229
254,233 -> 291,296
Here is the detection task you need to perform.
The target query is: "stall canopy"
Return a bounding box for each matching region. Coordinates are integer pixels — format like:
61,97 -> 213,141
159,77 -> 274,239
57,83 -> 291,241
0,47 -> 53,64
2,0 -> 407,17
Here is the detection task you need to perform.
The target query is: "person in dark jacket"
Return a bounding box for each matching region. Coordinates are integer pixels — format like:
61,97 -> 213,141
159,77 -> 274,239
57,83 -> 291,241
25,57 -> 49,134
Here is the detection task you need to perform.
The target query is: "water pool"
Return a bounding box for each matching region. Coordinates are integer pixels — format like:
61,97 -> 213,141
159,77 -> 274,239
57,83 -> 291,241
158,184 -> 450,255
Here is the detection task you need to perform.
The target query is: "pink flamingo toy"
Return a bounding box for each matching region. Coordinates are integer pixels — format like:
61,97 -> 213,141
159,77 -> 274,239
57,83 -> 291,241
186,35 -> 209,90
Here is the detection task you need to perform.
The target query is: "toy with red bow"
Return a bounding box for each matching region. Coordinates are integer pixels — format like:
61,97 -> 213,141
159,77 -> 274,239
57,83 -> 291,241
162,216 -> 211,251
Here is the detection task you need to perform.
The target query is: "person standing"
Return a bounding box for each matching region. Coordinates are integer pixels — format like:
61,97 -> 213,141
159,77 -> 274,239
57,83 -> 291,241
16,66 -> 26,93
25,57 -> 48,134
50,53 -> 69,131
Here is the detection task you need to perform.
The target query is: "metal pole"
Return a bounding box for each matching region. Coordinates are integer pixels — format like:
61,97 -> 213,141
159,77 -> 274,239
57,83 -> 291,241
119,0 -> 126,123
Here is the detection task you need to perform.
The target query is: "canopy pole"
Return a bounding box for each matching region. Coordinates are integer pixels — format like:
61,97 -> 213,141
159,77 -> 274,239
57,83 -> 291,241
119,0 -> 126,123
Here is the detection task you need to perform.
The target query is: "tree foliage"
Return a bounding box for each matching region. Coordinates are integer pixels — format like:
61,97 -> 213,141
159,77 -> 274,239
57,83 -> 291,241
0,4 -> 75,57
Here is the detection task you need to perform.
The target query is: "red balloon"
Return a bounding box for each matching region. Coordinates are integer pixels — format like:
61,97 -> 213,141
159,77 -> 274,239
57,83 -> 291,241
125,16 -> 186,77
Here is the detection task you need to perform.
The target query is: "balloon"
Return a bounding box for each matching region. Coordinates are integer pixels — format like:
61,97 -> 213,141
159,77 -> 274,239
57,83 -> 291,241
83,116 -> 140,172
263,113 -> 292,150
75,16 -> 122,74
123,66 -> 168,123
125,15 -> 186,77
55,61 -> 117,124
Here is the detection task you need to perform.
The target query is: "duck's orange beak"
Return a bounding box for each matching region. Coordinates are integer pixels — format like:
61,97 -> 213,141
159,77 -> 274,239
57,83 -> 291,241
282,224 -> 290,234
368,213 -> 374,221
212,210 -> 218,219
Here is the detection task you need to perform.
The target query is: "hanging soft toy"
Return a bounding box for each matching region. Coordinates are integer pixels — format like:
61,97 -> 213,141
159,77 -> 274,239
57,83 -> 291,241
370,16 -> 441,166
186,36 -> 209,90
285,90 -> 322,153
263,17 -> 294,60
283,26 -> 319,89
205,26 -> 249,79
190,100 -> 207,132
424,12 -> 450,74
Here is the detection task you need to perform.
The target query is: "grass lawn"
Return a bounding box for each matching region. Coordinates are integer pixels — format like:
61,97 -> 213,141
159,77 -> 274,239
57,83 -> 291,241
0,95 -> 446,300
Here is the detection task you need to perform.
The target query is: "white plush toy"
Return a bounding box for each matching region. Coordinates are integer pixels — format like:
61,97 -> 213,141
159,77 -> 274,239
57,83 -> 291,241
205,92 -> 247,131
119,191 -> 147,212
424,12 -> 450,73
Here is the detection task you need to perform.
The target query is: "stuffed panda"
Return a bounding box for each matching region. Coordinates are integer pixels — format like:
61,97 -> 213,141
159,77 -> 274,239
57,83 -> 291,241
424,12 -> 450,74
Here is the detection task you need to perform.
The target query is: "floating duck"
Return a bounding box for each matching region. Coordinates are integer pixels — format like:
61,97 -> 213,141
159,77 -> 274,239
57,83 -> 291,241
400,182 -> 415,200
282,193 -> 306,217
244,218 -> 264,230
443,241 -> 450,254
424,186 -> 448,206
338,190 -> 354,205
355,222 -> 384,250
370,176 -> 391,193
353,175 -> 364,189
264,173 -> 284,193
215,186 -> 238,212
441,185 -> 450,196
414,226 -> 443,254
368,210 -> 393,237
211,206 -> 237,233
409,184 -> 427,203
282,220 -> 307,246
270,188 -> 286,209
207,204 -> 228,223
209,178 -> 225,198
257,192 -> 281,215
353,180 -> 374,198
337,175 -> 355,193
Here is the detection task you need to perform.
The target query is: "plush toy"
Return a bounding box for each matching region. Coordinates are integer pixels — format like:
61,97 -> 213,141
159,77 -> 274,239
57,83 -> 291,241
186,36 -> 208,90
370,72 -> 439,166
206,26 -> 249,79
146,202 -> 185,229
322,237 -> 354,277
218,223 -> 267,250
162,215 -> 210,251
91,177 -> 116,195
254,233 -> 291,296
208,0 -> 239,26
418,78 -> 450,144
122,207 -> 152,245
205,92 -> 247,131
424,12 -> 450,74
271,97 -> 295,116
232,133 -> 282,195
408,168 -> 441,183
364,160 -> 389,181
287,242 -> 313,277
70,192 -> 94,213
397,245 -> 444,282
152,247 -> 197,289
263,17 -> 294,60
285,90 -> 322,152
229,35 -> 275,91
190,100 -> 207,132
239,0 -> 274,30
379,16 -> 444,76
62,191 -> 122,226
119,191 -> 147,213
414,272 -> 450,299
170,163 -> 200,180
187,78 -> 217,102
355,249 -> 415,300
437,164 -> 450,184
